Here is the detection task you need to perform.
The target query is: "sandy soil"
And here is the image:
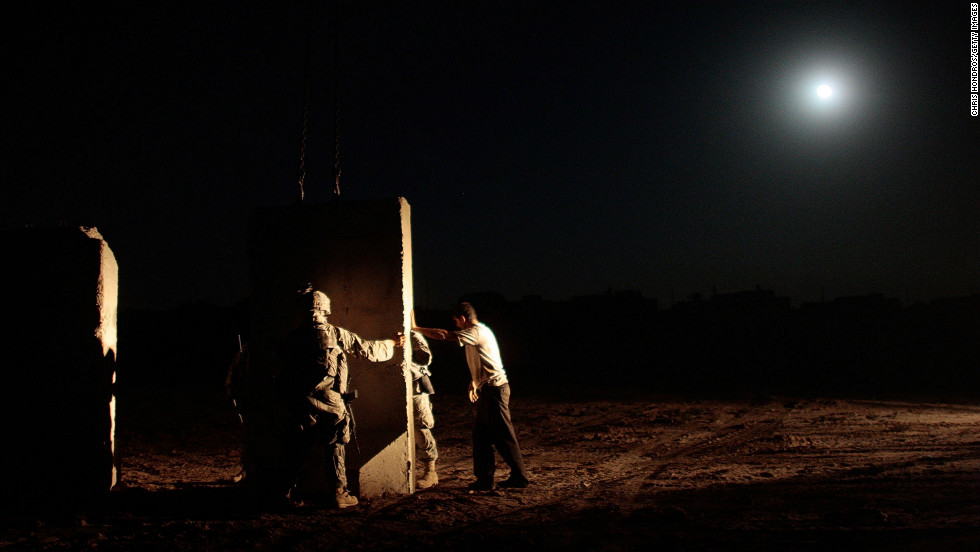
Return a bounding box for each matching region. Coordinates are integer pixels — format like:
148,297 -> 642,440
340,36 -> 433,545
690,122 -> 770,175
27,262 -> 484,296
2,389 -> 978,551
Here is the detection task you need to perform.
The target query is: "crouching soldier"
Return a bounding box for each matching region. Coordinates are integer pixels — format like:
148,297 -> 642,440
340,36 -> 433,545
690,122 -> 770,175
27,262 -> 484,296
279,287 -> 405,508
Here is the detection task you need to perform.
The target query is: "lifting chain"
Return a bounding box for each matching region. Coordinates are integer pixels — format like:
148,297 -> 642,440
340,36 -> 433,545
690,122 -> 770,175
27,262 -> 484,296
297,54 -> 311,202
332,1 -> 342,199
296,0 -> 343,201
296,6 -> 314,203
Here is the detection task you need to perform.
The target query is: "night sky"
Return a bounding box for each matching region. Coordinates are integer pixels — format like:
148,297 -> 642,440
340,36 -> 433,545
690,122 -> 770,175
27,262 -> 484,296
4,1 -> 978,311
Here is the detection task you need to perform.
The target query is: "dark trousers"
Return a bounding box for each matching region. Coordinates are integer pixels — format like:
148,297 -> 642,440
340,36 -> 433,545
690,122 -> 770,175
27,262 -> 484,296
473,383 -> 528,482
279,415 -> 349,497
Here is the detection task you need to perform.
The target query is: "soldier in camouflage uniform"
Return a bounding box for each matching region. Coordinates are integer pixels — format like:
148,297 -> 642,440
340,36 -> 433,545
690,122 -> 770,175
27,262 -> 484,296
280,288 -> 404,508
408,328 -> 439,488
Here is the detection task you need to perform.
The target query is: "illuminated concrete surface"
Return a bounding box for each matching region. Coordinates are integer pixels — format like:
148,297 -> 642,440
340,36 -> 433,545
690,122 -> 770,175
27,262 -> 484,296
247,198 -> 414,497
0,226 -> 119,505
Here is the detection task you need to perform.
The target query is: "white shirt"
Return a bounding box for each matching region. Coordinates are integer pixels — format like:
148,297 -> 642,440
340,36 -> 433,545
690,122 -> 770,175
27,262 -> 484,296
455,322 -> 508,389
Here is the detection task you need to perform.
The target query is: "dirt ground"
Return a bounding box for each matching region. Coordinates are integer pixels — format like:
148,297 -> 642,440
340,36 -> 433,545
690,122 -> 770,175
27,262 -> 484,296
2,387 -> 978,551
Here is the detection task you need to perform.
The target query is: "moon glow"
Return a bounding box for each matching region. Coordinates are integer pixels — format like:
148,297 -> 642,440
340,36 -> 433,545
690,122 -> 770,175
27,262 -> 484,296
817,84 -> 833,99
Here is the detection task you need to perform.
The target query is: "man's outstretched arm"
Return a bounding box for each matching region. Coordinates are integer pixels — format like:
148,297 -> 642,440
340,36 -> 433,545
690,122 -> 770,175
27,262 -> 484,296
412,325 -> 459,344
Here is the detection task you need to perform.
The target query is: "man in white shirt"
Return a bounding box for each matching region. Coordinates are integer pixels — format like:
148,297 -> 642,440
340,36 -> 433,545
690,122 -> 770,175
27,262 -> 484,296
413,302 -> 530,490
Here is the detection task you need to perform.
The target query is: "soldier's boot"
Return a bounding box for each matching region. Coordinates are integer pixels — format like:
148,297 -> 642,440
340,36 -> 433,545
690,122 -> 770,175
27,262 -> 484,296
335,489 -> 359,509
417,461 -> 438,489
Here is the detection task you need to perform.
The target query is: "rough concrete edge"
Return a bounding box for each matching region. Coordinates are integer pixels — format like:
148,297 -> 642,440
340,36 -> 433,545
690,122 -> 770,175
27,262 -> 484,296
85,226 -> 120,489
399,197 -> 417,494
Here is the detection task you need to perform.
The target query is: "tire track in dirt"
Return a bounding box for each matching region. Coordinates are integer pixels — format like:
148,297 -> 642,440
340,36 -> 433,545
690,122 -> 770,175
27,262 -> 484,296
409,400 -> 800,537
156,396 -> 972,548
618,401 -> 797,506
362,400 -> 684,538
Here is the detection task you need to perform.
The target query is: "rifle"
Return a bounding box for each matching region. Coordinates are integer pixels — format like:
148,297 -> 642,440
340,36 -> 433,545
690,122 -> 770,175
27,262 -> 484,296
229,335 -> 245,424
343,390 -> 360,454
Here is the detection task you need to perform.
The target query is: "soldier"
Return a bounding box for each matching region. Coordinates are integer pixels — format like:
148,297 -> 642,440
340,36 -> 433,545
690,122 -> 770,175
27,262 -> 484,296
408,326 -> 439,489
225,339 -> 251,483
279,287 -> 405,508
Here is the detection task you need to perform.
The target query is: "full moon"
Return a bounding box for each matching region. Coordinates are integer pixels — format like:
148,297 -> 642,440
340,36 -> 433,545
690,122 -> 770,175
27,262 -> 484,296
817,84 -> 833,99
